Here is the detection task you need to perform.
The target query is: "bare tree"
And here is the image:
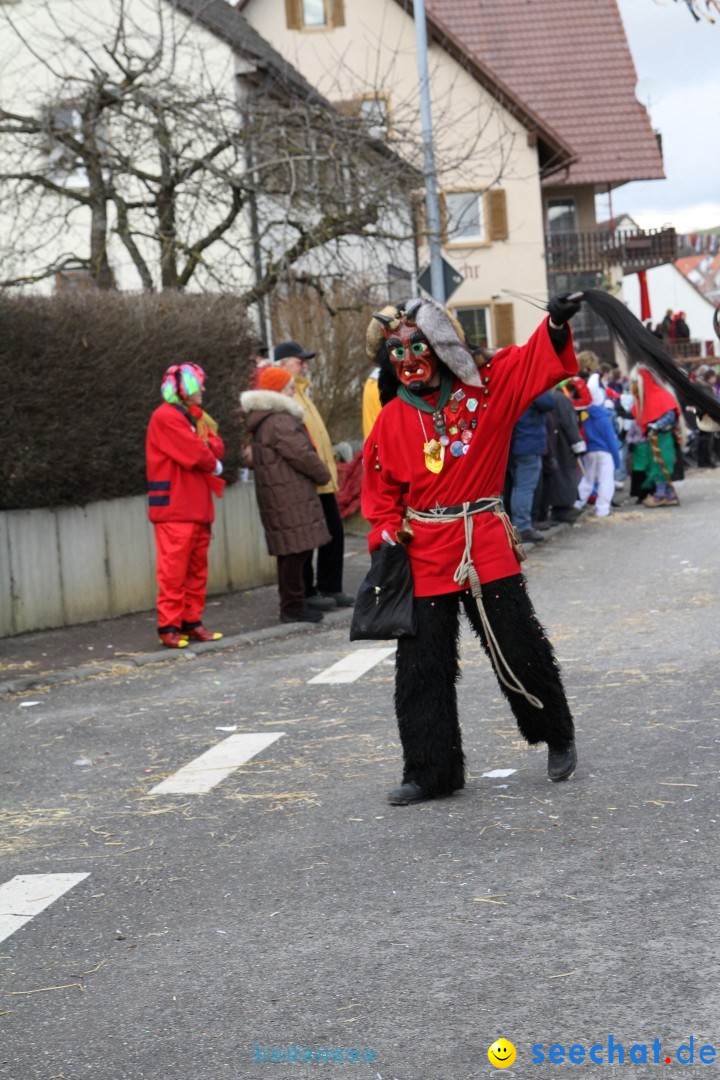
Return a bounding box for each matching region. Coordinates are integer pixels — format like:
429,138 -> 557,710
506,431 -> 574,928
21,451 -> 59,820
0,0 -> 535,332
671,0 -> 720,22
0,0 -> 417,302
270,275 -> 380,442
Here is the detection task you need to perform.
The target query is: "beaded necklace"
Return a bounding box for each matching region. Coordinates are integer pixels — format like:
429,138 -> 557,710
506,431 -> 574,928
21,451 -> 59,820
397,369 -> 453,436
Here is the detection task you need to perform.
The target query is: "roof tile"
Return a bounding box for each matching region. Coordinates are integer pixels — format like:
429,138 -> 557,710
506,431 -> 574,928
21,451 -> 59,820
426,0 -> 665,186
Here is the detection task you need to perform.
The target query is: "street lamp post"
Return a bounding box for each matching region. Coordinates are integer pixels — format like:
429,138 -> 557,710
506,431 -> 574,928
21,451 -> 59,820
413,0 -> 445,304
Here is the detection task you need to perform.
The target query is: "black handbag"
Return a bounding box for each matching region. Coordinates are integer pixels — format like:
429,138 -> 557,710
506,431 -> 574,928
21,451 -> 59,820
349,543 -> 417,641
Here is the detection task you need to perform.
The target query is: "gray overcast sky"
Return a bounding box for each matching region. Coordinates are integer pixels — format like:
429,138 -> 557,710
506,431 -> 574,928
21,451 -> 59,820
613,0 -> 720,232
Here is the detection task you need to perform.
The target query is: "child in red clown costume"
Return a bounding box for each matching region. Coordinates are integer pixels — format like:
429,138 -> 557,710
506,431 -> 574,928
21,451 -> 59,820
146,363 -> 225,648
362,293 -> 582,805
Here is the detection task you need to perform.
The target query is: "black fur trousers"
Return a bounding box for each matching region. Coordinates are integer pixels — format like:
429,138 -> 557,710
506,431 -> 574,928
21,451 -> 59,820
394,574 -> 575,795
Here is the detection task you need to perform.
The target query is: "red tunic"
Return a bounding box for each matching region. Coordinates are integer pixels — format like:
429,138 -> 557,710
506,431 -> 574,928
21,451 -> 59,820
631,367 -> 680,433
362,319 -> 577,596
146,402 -> 223,524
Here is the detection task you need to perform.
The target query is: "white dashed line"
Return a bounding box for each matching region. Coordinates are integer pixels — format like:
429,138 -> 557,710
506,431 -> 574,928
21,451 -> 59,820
150,732 -> 285,794
308,647 -> 396,684
0,873 -> 89,944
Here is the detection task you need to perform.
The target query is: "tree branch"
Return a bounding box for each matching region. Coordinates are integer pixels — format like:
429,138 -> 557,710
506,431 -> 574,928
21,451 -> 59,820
177,185 -> 244,288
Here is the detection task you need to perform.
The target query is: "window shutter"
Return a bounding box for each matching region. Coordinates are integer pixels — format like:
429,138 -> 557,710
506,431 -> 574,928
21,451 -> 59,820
335,99 -> 360,116
485,188 -> 508,242
439,192 -> 449,245
414,192 -> 449,247
492,302 -> 515,348
285,0 -> 302,29
331,0 -> 345,27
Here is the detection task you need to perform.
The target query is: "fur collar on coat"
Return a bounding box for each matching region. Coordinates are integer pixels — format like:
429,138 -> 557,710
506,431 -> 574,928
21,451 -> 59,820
240,389 -> 305,421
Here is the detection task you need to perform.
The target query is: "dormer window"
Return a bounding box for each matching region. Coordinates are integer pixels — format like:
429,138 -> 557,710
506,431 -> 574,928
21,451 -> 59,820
359,97 -> 388,139
285,0 -> 345,30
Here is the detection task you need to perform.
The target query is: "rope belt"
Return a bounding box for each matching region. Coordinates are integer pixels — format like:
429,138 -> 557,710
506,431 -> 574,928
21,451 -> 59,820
404,498 -> 543,710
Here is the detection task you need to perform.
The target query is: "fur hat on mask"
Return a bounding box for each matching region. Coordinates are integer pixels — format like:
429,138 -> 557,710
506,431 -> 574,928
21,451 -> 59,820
366,297 -> 483,387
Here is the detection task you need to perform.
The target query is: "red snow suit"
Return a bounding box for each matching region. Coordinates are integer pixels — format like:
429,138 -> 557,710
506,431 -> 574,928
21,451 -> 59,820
145,402 -> 224,630
146,402 -> 223,523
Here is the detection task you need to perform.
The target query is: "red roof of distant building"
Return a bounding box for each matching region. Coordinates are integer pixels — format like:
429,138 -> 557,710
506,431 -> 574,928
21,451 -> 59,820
421,0 -> 665,188
675,253 -> 720,298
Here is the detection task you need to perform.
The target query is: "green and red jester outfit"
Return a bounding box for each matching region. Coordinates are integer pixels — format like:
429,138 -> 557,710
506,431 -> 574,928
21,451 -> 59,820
361,295 -> 582,805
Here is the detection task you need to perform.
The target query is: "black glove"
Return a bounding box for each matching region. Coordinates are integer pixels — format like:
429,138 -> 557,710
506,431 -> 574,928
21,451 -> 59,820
547,292 -> 581,325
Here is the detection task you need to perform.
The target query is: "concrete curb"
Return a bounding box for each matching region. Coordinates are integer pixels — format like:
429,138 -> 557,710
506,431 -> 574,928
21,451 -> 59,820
0,607 -> 355,695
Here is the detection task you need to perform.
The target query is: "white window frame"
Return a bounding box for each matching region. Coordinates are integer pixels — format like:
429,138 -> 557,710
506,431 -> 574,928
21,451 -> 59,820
44,105 -> 89,191
452,303 -> 492,348
546,197 -> 577,233
445,190 -> 486,246
357,96 -> 389,140
301,0 -> 329,28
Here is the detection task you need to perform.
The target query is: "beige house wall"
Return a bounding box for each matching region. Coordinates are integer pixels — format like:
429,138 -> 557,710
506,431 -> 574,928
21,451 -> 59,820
243,0 -> 551,344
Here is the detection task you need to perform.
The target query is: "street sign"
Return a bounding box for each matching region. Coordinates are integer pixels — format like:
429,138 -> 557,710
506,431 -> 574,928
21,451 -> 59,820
417,258 -> 465,301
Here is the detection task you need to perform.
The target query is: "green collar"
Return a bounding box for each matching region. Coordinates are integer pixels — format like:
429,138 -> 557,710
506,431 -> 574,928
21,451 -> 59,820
397,369 -> 453,415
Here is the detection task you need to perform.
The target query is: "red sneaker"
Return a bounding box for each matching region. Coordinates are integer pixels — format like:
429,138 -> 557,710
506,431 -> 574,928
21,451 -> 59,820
183,625 -> 223,642
158,630 -> 189,648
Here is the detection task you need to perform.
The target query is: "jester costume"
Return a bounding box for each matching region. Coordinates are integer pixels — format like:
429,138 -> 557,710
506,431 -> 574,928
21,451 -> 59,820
629,366 -> 684,508
146,363 -> 225,648
362,295 -> 582,805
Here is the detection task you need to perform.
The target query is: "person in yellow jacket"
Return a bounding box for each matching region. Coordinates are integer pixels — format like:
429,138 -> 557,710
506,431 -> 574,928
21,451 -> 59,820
275,341 -> 355,609
362,366 -> 382,441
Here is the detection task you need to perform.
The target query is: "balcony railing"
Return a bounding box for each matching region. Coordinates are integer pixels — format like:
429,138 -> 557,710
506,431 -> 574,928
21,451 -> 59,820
667,340 -> 714,362
545,227 -> 677,273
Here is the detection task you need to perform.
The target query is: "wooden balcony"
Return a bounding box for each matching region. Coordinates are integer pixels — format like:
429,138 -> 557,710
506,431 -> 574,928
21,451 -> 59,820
667,340 -> 709,362
545,227 -> 676,274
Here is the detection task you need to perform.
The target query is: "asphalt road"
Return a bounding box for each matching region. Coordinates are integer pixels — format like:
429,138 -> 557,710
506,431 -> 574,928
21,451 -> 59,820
1,472 -> 719,1080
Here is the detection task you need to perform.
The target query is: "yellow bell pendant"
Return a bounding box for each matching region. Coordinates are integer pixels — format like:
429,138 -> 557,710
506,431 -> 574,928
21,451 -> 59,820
423,440 -> 445,474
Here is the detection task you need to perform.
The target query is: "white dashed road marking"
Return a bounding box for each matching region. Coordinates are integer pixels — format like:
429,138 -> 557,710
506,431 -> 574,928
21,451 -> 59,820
0,873 -> 89,944
150,732 -> 285,794
308,647 -> 396,685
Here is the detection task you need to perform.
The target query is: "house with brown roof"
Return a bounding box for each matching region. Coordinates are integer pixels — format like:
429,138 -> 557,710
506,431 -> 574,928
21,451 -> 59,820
239,0 -> 674,358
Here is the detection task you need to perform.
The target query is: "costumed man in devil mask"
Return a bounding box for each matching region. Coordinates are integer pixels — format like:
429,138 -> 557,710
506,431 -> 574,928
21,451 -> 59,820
362,293 -> 582,805
362,287 -> 720,807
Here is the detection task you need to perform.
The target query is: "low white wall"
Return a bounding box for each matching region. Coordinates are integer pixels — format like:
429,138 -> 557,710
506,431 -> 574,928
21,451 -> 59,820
0,482 -> 276,637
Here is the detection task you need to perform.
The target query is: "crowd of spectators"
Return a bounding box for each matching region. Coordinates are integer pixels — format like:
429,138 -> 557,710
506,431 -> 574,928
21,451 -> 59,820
505,351 -> 720,542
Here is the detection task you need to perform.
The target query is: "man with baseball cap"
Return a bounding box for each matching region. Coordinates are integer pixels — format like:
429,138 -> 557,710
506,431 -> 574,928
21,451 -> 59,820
275,341 -> 355,610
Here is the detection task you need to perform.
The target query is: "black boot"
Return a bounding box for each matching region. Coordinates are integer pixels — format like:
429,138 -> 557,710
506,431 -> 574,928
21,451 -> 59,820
547,739 -> 577,782
387,781 -> 429,806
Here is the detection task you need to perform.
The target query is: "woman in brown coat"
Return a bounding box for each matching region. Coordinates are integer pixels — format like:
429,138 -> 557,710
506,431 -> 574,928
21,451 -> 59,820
240,367 -> 331,623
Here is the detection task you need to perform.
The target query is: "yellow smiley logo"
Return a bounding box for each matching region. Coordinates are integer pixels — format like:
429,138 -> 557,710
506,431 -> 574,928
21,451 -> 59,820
488,1039 -> 517,1068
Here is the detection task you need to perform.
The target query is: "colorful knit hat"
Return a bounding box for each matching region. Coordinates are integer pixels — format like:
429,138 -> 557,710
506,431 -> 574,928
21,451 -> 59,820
161,363 -> 205,404
258,366 -> 293,393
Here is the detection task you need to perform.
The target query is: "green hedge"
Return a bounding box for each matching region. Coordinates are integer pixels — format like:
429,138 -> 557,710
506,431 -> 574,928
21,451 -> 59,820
1,292 -> 255,510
